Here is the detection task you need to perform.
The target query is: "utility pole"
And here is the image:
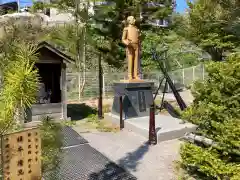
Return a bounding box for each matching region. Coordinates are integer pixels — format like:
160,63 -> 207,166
75,0 -> 82,101
98,52 -> 103,119
17,0 -> 20,12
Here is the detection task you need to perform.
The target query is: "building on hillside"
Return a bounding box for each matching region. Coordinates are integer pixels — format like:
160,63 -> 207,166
0,0 -> 44,14
141,0 -> 176,27
0,0 -> 176,27
0,0 -> 78,25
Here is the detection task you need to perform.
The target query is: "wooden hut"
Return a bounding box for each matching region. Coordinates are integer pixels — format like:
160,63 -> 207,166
27,41 -> 73,122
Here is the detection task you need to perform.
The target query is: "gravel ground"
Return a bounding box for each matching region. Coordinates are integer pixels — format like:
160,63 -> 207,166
74,128 -> 182,180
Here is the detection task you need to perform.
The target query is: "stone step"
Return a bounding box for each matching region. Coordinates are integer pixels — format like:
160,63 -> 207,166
31,103 -> 62,115
31,113 -> 63,122
105,113 -> 197,143
24,113 -> 64,128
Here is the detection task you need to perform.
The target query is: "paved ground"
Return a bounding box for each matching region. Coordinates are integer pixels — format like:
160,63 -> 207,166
75,127 -> 182,180
44,127 -> 136,180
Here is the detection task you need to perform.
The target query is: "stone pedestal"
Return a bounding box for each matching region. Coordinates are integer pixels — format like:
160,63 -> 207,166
112,81 -> 154,119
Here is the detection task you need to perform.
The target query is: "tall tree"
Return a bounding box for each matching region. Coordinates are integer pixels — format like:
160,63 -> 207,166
91,0 -> 176,70
141,30 -> 203,72
48,0 -> 91,99
0,15 -> 48,67
177,0 -> 240,61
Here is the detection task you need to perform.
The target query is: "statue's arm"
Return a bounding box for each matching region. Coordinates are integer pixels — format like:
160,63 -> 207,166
138,29 -> 141,46
122,28 -> 129,45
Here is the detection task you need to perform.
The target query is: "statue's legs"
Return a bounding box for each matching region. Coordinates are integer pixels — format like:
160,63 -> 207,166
127,47 -> 134,80
133,44 -> 140,79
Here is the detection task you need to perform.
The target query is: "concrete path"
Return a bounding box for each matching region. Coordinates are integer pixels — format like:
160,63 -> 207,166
75,128 -> 182,180
44,127 -> 136,180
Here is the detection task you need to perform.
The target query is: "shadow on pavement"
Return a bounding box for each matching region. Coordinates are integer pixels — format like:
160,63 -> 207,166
118,141 -> 150,172
44,127 -> 137,180
88,162 -> 137,180
67,103 -> 97,120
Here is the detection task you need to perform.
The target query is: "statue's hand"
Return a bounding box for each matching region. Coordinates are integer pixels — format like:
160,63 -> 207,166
125,40 -> 130,46
126,40 -> 133,46
122,40 -> 129,46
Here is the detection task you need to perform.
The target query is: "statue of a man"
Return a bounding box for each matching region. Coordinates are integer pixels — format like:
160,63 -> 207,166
122,16 -> 141,80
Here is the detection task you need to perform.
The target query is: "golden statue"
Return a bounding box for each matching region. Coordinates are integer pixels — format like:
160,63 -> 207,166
122,16 -> 141,81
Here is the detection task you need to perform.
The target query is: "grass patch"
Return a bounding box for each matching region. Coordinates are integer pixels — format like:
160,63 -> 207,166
39,116 -> 63,173
62,120 -> 77,127
73,114 -> 119,133
69,102 -> 118,132
154,98 -> 182,116
86,114 -> 119,132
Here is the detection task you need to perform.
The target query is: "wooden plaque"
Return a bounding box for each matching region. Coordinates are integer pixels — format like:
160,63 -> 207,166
1,128 -> 42,180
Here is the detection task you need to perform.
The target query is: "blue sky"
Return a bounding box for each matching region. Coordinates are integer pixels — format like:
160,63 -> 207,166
175,0 -> 189,13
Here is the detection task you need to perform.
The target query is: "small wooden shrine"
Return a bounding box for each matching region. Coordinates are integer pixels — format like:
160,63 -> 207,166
27,41 -> 73,122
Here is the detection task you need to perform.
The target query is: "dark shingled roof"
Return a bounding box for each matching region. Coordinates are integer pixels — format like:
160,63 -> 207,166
38,41 -> 74,63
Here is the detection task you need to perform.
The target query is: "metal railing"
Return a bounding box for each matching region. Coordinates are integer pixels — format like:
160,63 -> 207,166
67,64 -> 206,101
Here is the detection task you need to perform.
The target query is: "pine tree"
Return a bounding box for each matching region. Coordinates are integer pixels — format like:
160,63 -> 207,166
91,0 -> 176,69
90,0 -> 131,68
140,0 -> 175,30
177,0 -> 240,61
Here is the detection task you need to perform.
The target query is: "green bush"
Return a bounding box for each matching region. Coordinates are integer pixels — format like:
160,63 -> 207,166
39,116 -> 63,173
181,53 -> 240,179
0,43 -> 39,133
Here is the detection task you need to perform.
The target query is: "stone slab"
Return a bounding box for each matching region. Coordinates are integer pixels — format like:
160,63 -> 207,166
112,81 -> 154,118
31,103 -> 62,115
105,113 -> 197,143
31,113 -> 63,122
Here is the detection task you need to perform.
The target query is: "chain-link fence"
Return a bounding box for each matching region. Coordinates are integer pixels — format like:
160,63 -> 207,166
67,64 -> 206,102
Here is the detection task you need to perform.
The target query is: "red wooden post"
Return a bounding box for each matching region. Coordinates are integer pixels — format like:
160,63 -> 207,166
119,96 -> 124,129
149,104 -> 157,145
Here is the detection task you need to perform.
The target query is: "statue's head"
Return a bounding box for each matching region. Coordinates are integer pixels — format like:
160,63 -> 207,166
127,16 -> 136,25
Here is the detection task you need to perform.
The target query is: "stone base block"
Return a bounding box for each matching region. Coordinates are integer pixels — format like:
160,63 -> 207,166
105,113 -> 197,143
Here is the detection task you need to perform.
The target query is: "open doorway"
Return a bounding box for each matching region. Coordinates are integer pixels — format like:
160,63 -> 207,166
35,63 -> 61,104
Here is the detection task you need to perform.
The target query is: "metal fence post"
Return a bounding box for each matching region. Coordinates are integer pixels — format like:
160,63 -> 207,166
192,66 -> 195,81
182,68 -> 185,86
202,64 -> 205,80
103,73 -> 106,97
78,72 -> 81,101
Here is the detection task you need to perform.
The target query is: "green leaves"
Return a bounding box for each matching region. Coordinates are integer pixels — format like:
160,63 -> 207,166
0,42 -> 39,133
39,116 -> 63,172
179,0 -> 240,61
181,54 -> 240,178
141,30 -> 202,72
181,143 -> 240,180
